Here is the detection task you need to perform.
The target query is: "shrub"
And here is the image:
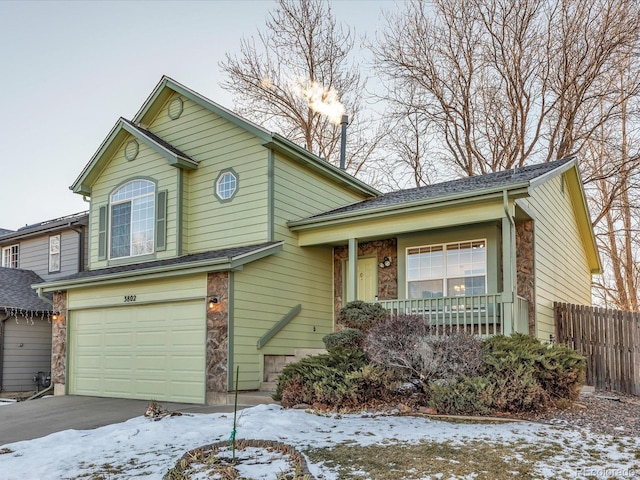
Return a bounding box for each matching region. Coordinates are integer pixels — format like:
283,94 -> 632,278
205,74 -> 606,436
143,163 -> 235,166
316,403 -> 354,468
337,300 -> 388,332
274,348 -> 369,408
481,334 -> 586,412
426,376 -> 494,415
365,315 -> 483,383
347,364 -> 402,405
323,328 -> 365,351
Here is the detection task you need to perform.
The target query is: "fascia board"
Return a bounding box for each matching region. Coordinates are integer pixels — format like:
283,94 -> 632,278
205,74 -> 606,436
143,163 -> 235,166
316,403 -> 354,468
37,242 -> 284,292
70,119 -> 127,195
527,157 -> 576,191
0,218 -> 87,243
134,76 -> 272,143
120,121 -> 198,170
288,185 -> 530,230
264,135 -> 380,197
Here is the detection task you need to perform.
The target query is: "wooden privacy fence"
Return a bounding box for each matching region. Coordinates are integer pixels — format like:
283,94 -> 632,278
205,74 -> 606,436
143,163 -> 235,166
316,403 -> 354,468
554,302 -> 640,395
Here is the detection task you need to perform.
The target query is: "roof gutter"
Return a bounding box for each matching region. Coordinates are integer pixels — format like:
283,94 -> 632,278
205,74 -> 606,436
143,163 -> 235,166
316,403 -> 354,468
36,242 -> 284,292
289,184 -> 531,231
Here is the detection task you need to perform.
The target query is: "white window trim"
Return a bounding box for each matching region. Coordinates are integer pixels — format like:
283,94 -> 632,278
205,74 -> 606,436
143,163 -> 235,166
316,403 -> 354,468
1,244 -> 19,269
406,239 -> 487,298
49,234 -> 61,273
109,180 -> 156,260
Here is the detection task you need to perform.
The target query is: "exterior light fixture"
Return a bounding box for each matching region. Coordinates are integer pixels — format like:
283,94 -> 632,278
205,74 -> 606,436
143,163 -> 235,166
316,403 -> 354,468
52,312 -> 60,321
378,256 -> 392,268
208,296 -> 219,310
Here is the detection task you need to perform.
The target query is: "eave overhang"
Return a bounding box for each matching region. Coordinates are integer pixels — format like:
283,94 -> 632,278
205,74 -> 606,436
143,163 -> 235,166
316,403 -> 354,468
288,184 -> 531,231
70,117 -> 197,196
35,241 -> 284,292
134,76 -> 379,199
528,158 -> 602,274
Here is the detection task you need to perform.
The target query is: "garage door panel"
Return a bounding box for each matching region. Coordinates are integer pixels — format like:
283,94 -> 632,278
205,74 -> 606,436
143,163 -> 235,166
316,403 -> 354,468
70,301 -> 205,404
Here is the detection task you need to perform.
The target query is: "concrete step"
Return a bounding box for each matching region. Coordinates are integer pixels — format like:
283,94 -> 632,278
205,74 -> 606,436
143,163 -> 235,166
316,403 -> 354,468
229,391 -> 278,405
259,382 -> 277,393
293,348 -> 327,360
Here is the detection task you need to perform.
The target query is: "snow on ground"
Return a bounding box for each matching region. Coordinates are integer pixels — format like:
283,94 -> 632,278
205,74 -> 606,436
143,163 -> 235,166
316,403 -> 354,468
0,404 -> 638,479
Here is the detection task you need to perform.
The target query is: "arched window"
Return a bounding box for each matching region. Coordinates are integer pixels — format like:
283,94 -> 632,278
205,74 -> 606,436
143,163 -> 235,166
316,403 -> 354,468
110,180 -> 155,258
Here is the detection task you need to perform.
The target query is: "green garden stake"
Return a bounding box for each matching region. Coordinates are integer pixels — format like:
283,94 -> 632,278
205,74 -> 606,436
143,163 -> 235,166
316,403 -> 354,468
230,365 -> 240,462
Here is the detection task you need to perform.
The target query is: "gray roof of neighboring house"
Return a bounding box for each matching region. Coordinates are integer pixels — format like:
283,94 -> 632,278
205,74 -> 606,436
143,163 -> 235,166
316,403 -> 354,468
0,268 -> 52,314
34,241 -> 283,285
0,211 -> 88,243
301,158 -> 573,220
0,229 -> 14,237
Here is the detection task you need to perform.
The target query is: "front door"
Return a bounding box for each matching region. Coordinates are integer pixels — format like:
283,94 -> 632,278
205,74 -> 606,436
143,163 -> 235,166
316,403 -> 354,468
345,257 -> 378,302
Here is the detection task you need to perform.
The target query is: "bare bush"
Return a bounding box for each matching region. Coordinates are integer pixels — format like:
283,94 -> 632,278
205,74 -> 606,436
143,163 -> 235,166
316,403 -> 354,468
364,314 -> 484,383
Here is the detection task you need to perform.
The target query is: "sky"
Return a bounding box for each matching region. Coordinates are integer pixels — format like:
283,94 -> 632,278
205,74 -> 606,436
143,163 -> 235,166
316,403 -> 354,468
0,0 -> 392,231
0,402 -> 638,478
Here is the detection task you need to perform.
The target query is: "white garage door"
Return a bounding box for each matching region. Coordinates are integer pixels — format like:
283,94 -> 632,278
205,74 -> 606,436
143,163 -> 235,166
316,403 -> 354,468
69,301 -> 205,403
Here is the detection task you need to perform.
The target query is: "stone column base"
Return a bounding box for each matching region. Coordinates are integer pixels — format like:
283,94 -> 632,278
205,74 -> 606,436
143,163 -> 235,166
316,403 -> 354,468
53,383 -> 66,396
206,391 -> 228,405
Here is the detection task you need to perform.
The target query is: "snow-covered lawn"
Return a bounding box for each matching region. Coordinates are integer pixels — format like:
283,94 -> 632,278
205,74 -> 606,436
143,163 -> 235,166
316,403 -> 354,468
0,404 -> 638,479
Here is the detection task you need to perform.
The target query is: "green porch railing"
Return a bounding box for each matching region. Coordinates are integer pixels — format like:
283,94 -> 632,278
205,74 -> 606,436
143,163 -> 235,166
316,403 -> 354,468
377,294 -> 530,337
377,294 -> 503,336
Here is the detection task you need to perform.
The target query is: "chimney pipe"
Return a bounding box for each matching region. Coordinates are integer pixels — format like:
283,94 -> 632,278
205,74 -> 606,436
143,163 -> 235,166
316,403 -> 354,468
339,114 -> 348,170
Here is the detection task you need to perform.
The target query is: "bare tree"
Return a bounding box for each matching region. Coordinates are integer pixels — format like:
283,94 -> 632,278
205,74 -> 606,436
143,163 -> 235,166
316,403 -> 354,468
373,0 -> 640,310
220,0 -> 377,174
373,0 -> 640,176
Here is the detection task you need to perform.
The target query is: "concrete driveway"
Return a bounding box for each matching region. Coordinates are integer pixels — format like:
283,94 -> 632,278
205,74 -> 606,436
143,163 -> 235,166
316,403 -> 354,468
0,395 -> 262,446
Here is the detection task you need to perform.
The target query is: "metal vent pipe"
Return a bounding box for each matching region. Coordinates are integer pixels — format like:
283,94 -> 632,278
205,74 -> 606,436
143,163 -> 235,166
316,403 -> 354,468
339,114 -> 348,170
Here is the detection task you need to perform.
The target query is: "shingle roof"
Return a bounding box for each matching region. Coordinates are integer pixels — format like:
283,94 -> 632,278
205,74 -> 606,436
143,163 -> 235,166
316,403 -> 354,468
0,268 -> 52,314
0,229 -> 14,237
0,211 -> 88,243
121,118 -> 197,164
302,158 -> 573,220
36,241 -> 283,284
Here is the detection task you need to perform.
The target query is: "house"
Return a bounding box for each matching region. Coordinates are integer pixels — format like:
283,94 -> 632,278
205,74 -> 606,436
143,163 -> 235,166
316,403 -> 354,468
35,76 -> 601,405
0,212 -> 88,393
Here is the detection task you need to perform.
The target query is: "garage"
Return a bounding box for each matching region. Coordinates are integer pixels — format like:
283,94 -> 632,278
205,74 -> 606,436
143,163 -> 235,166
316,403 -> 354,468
1,317 -> 52,392
69,300 -> 205,404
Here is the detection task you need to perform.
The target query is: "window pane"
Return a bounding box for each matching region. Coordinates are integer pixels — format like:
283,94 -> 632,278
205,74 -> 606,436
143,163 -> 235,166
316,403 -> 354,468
131,195 -> 155,255
217,172 -> 237,200
111,202 -> 131,258
447,276 -> 486,296
408,279 -> 444,299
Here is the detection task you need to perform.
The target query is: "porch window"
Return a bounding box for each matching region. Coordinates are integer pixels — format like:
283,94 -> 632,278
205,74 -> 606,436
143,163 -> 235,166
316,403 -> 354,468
1,244 -> 19,268
407,240 -> 486,298
110,180 -> 155,259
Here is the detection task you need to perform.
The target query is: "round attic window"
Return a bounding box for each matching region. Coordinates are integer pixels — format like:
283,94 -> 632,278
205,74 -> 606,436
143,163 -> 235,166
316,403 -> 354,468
124,139 -> 139,161
168,97 -> 184,120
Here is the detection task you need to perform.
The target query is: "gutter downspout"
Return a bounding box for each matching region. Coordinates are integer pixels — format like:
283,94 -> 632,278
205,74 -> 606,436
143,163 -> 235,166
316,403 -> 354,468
502,190 -> 515,335
37,288 -> 54,307
0,315 -> 7,391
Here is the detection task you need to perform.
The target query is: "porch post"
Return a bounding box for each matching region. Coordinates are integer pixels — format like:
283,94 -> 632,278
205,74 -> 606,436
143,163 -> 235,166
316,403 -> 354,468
347,238 -> 358,302
502,203 -> 516,336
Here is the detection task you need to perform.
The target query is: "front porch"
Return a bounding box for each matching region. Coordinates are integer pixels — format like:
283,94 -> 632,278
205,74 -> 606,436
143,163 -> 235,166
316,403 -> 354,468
377,293 -> 530,337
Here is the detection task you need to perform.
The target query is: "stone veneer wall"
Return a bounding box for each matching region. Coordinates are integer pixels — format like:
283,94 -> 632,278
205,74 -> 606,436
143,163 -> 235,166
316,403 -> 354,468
333,238 -> 398,320
52,291 -> 67,395
516,220 -> 535,335
206,272 -> 229,404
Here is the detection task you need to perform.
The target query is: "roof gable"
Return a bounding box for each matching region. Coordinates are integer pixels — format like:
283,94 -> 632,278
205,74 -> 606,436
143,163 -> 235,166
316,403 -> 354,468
70,117 -> 197,195
292,158 -> 574,223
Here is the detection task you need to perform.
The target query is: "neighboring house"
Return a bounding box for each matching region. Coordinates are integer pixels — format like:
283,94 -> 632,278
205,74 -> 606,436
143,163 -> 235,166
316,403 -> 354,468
35,76 -> 601,405
0,212 -> 88,392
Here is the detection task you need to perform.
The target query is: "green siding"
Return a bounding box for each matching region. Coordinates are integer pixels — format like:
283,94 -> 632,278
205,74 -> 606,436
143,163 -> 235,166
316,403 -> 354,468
88,139 -> 179,270
149,94 -> 270,253
230,153 -> 369,390
526,175 -> 592,340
